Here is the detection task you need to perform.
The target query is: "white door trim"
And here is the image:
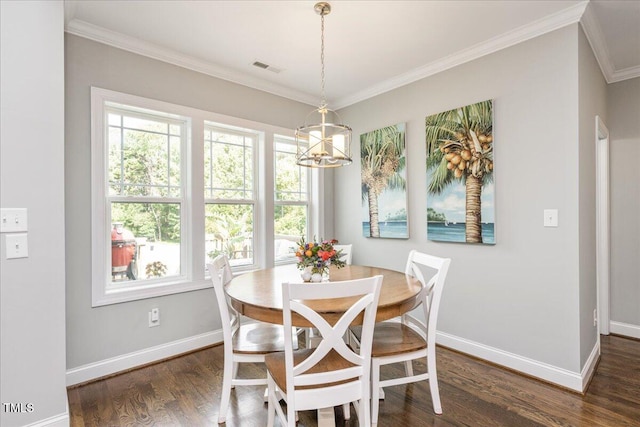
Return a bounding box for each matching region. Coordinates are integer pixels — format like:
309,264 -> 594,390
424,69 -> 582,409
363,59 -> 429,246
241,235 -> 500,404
596,115 -> 610,335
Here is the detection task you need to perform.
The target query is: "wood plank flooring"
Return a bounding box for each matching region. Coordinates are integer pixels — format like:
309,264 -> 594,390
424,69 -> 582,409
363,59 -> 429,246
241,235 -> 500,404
68,334 -> 640,426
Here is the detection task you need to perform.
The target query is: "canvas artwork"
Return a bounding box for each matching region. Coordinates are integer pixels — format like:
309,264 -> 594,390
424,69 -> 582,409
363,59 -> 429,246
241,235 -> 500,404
425,100 -> 495,244
361,123 -> 408,239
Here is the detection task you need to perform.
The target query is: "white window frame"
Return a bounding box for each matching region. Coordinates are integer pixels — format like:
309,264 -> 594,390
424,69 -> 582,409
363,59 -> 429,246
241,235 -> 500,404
273,134 -> 311,265
204,122 -> 260,271
91,87 -> 321,306
91,88 -> 203,306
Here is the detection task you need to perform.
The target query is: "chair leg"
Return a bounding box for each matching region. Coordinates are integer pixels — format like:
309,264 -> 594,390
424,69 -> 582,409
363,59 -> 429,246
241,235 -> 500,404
305,327 -> 311,348
359,396 -> 370,427
371,359 -> 381,426
231,361 -> 239,389
404,360 -> 414,376
343,402 -> 350,420
219,354 -> 234,423
427,352 -> 442,414
266,376 -> 275,427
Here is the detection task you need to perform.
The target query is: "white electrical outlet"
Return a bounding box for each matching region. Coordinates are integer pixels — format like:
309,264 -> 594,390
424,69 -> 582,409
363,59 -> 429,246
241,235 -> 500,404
149,308 -> 160,327
593,309 -> 597,326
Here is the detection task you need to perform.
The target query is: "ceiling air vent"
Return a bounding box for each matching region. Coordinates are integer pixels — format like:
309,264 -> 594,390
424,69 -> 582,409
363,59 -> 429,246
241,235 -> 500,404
252,61 -> 282,74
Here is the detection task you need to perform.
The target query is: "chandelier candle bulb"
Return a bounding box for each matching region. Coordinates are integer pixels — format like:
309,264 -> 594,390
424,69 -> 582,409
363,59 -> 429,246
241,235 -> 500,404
309,130 -> 323,155
333,134 -> 345,158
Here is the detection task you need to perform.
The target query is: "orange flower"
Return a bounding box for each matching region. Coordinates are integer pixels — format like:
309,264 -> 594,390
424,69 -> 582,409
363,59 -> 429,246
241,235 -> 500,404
305,250 -> 313,257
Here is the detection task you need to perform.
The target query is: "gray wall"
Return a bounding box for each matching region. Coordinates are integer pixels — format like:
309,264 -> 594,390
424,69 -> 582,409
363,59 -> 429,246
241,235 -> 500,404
65,34 -> 312,369
335,25 -> 587,372
0,1 -> 68,426
608,77 -> 640,331
577,27 -> 607,365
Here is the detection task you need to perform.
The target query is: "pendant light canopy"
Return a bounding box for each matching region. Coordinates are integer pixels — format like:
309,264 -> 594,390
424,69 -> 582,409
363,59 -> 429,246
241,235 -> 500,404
296,2 -> 352,168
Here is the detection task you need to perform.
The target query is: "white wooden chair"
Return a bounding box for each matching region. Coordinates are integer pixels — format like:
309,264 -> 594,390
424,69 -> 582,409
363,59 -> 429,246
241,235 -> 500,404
333,244 -> 353,265
350,250 -> 451,425
207,255 -> 298,424
265,275 -> 383,427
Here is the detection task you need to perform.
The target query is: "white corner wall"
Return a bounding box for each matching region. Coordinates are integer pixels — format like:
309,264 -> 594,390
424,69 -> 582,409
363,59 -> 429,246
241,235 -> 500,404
335,25 -> 588,388
577,26 -> 607,368
608,77 -> 640,339
0,2 -> 68,426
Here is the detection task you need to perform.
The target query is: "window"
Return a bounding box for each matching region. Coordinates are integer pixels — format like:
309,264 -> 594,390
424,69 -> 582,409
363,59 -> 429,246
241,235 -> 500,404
107,107 -> 185,283
91,88 -> 318,306
274,135 -> 309,263
205,124 -> 257,268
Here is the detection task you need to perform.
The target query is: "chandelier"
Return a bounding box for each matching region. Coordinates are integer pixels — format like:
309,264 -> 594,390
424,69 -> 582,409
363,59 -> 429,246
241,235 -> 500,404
296,2 -> 352,168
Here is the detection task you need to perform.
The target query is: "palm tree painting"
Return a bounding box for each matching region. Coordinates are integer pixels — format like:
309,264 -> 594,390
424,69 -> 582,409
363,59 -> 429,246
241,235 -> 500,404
425,100 -> 495,244
361,123 -> 408,238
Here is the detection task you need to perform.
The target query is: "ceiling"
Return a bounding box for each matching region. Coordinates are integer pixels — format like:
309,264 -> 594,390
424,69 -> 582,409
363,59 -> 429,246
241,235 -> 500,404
64,0 -> 640,109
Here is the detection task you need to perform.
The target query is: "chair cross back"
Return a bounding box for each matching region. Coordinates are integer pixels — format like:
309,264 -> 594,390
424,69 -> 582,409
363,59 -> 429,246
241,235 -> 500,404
286,282 -> 376,386
404,250 -> 450,345
267,275 -> 383,427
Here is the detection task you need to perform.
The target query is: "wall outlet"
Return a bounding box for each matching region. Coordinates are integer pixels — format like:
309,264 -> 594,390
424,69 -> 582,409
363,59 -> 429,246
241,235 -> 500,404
593,309 -> 597,327
149,308 -> 160,327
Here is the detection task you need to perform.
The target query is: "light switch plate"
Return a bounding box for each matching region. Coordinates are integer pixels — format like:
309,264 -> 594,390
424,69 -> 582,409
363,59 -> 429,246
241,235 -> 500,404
5,233 -> 28,259
1,208 -> 28,233
544,209 -> 558,227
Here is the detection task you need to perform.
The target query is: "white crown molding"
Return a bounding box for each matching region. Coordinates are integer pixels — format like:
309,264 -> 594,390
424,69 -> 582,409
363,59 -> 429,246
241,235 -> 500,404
580,3 -> 640,84
609,65 -> 640,84
67,1 -> 638,109
65,19 -> 318,107
580,2 -> 616,83
333,1 -> 590,109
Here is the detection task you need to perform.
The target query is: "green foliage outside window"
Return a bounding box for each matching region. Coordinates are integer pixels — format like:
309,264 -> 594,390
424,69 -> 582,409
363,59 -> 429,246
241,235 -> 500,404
108,112 -> 182,243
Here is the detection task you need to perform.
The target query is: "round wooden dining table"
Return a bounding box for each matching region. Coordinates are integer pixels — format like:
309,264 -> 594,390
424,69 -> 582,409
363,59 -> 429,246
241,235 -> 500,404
226,263 -> 423,327
226,263 -> 421,427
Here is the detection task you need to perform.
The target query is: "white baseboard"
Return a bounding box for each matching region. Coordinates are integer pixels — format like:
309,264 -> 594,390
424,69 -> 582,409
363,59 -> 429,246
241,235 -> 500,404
610,321 -> 640,339
437,331 -> 594,392
24,412 -> 69,427
581,340 -> 600,391
66,330 -> 223,386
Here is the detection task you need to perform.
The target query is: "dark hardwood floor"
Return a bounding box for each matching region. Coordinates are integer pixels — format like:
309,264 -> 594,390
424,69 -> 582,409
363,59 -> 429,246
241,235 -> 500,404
68,334 -> 640,426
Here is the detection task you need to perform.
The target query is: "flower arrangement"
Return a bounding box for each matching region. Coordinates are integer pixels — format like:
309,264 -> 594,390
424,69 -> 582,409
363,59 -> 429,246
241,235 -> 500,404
295,237 -> 346,281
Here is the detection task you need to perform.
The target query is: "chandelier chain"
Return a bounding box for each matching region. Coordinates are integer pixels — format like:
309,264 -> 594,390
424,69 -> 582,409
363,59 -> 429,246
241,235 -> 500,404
320,12 -> 326,109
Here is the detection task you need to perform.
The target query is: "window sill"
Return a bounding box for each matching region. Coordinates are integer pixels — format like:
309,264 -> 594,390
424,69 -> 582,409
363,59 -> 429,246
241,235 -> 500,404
92,278 -> 212,307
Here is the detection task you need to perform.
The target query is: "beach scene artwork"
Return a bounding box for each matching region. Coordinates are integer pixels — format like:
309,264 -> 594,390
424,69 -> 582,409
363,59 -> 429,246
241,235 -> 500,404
361,123 -> 408,239
425,100 -> 495,244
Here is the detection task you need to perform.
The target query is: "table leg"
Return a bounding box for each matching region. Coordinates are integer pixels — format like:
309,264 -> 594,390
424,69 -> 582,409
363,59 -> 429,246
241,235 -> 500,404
308,330 -> 337,426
